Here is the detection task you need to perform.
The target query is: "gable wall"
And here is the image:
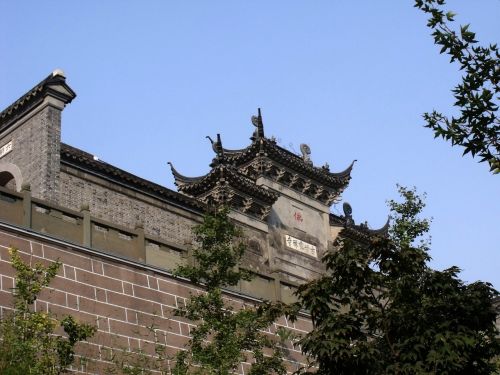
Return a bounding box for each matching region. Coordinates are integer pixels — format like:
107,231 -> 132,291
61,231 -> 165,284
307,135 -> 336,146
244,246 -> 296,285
0,100 -> 63,201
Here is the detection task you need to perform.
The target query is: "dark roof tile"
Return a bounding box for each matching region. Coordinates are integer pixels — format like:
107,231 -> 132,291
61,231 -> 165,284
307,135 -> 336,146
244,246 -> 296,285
0,71 -> 76,132
60,143 -> 204,212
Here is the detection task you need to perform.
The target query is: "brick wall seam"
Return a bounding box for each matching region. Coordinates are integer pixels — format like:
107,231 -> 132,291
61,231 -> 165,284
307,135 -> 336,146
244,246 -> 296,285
0,102 -> 61,140
0,225 -> 312,373
42,283 -> 177,325
59,171 -> 197,244
0,223 -> 277,307
60,164 -> 203,220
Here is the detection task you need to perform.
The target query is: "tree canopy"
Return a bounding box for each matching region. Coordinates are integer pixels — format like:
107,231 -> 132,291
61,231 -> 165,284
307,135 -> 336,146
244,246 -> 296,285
415,0 -> 500,173
172,207 -> 291,375
295,186 -> 499,374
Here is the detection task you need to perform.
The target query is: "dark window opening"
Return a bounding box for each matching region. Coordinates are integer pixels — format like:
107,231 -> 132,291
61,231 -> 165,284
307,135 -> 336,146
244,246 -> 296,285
0,171 -> 16,190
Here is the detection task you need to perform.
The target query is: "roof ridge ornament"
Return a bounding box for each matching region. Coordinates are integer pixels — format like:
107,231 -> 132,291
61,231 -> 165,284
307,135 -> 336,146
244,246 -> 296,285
207,133 -> 226,166
343,202 -> 354,225
250,108 -> 264,140
52,68 -> 65,77
300,143 -> 312,165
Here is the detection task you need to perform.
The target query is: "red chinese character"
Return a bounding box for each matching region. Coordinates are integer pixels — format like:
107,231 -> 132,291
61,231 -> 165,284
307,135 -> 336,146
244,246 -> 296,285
294,212 -> 303,223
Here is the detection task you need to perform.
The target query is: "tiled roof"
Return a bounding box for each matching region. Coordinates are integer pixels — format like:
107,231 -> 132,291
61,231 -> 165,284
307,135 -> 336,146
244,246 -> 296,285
0,71 -> 76,132
60,143 -> 204,211
170,162 -> 279,205
225,138 -> 354,186
330,213 -> 390,243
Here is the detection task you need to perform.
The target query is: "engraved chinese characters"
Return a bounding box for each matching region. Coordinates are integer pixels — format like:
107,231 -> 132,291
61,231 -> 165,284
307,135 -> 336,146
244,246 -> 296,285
285,235 -> 317,258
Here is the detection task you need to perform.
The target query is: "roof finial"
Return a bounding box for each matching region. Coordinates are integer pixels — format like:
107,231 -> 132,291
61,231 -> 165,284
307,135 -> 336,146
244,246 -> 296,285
300,143 -> 312,165
52,68 -> 65,77
251,108 -> 265,140
207,134 -> 225,165
215,133 -> 224,160
343,202 -> 354,226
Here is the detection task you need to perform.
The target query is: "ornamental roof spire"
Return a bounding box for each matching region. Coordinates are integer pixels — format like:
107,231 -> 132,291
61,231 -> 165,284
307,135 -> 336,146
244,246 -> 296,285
250,108 -> 264,140
170,109 -> 357,212
207,133 -> 226,167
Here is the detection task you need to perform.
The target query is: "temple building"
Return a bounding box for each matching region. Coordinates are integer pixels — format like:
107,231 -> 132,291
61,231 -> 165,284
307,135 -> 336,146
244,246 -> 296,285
0,71 -> 388,372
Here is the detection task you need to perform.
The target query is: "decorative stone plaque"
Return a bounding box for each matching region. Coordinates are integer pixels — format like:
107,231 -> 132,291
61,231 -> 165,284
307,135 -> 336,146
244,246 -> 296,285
285,235 -> 317,258
0,141 -> 13,159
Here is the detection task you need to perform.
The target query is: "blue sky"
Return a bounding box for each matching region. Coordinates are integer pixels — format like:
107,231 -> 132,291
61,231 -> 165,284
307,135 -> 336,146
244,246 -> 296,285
1,1 -> 499,288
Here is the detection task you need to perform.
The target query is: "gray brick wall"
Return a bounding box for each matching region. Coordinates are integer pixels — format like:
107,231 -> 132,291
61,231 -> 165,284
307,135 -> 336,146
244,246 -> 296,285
58,170 -> 196,246
0,104 -> 62,201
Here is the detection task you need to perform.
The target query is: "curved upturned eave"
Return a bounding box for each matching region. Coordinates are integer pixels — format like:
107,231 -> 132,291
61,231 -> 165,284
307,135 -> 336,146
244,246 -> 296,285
219,138 -> 355,187
225,170 -> 279,203
221,145 -> 251,155
176,165 -> 279,204
224,140 -> 261,162
329,213 -> 390,237
328,160 -> 356,180
178,164 -> 230,193
168,162 -> 209,184
264,141 -> 354,186
367,216 -> 390,235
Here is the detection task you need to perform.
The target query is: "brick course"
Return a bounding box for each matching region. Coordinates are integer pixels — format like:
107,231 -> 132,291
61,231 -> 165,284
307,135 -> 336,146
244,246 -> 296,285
0,225 -> 311,374
1,104 -> 62,201
58,170 -> 196,245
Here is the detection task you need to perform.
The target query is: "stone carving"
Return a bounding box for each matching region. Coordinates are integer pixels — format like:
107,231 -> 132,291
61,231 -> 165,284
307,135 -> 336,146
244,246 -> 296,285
240,165 -> 251,177
206,134 -> 224,163
313,186 -> 324,199
0,140 -> 13,159
302,179 -> 312,193
242,197 -> 253,213
259,206 -> 272,220
359,221 -> 369,230
285,235 -> 318,258
289,174 -> 299,188
254,159 -> 273,175
300,143 -> 312,165
276,168 -> 286,182
205,187 -> 235,205
343,202 -> 354,225
251,108 -> 264,139
326,192 -> 339,206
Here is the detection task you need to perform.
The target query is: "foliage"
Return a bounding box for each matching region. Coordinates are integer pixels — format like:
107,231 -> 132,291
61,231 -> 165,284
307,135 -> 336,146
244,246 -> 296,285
104,322 -> 170,375
107,347 -> 163,375
172,207 -> 292,375
295,186 -> 499,374
415,0 -> 499,173
0,248 -> 96,375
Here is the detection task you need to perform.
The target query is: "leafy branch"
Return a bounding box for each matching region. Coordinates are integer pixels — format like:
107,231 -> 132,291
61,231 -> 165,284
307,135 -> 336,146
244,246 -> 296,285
0,248 -> 96,375
415,0 -> 499,173
172,207 -> 292,375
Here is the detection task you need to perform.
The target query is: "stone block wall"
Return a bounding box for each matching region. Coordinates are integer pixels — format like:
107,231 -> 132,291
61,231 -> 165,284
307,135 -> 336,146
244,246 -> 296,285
0,224 -> 311,374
